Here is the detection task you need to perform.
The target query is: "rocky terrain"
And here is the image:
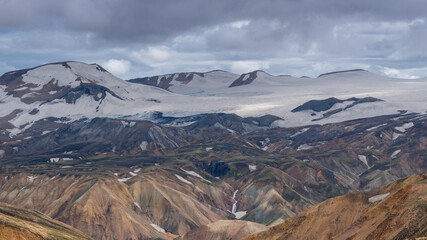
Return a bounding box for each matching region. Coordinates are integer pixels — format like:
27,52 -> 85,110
0,201 -> 92,240
0,110 -> 425,239
182,220 -> 267,240
244,173 -> 427,240
0,61 -> 426,239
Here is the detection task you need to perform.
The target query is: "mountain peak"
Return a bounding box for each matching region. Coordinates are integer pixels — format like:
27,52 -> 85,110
0,61 -> 129,113
317,69 -> 368,78
0,61 -> 124,91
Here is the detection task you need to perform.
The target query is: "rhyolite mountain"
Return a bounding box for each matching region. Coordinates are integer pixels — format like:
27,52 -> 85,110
0,201 -> 92,240
0,61 -> 426,240
244,173 -> 427,240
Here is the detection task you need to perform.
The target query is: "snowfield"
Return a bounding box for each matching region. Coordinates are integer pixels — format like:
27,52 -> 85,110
368,193 -> 390,203
2,62 -> 427,134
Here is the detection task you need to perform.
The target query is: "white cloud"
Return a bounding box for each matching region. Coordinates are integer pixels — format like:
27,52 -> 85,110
229,20 -> 250,29
409,18 -> 425,26
132,46 -> 172,63
102,59 -> 131,76
381,67 -> 418,79
230,61 -> 270,73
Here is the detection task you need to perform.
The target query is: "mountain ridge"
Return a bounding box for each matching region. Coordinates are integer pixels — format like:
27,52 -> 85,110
2,61 -> 427,133
244,173 -> 427,240
0,201 -> 92,240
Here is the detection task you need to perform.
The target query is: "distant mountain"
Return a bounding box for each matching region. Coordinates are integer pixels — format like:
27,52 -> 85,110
2,61 -> 427,138
128,70 -> 239,94
127,67 -> 427,127
0,61 -> 175,138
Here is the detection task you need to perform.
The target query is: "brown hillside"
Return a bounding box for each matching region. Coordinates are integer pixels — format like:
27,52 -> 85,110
0,201 -> 92,240
244,173 -> 427,240
181,220 -> 267,240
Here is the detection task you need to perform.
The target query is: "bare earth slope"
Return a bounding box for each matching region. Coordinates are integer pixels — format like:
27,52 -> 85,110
181,220 -> 267,240
244,173 -> 427,240
0,201 -> 92,240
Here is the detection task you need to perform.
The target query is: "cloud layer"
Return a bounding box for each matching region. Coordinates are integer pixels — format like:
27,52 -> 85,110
0,0 -> 427,78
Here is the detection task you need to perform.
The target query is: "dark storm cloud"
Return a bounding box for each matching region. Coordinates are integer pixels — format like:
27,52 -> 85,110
0,0 -> 427,78
1,0 -> 425,42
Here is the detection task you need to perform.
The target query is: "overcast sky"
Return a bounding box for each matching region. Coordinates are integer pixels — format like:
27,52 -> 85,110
1,0 -> 427,79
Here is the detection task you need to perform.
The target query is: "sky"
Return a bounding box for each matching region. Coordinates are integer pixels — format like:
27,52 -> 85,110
1,0 -> 427,79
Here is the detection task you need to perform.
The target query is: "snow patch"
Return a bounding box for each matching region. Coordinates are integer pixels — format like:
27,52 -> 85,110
291,128 -> 310,137
234,211 -> 247,219
27,176 -> 37,184
391,149 -> 401,159
50,157 -> 73,163
205,147 -> 213,152
395,122 -> 414,132
392,132 -> 402,140
227,128 -> 236,134
121,121 -> 128,127
368,193 -> 390,203
133,202 -> 141,209
175,174 -> 193,186
304,185 -> 309,192
118,177 -> 132,182
260,137 -> 270,146
150,224 -> 166,233
248,164 -> 257,172
181,168 -> 212,183
297,142 -> 324,151
0,150 -> 4,158
366,123 -> 387,131
358,155 -> 369,168
139,141 -> 148,151
297,144 -> 313,151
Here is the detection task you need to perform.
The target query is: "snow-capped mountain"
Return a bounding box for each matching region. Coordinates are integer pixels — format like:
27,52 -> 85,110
1,61 -> 427,139
129,70 -> 239,96
128,67 -> 427,126
0,61 -> 181,136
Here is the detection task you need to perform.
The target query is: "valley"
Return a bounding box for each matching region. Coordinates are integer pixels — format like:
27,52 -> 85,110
0,62 -> 426,239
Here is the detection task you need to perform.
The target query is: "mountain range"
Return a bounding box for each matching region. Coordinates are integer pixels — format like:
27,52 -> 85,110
0,61 -> 426,240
